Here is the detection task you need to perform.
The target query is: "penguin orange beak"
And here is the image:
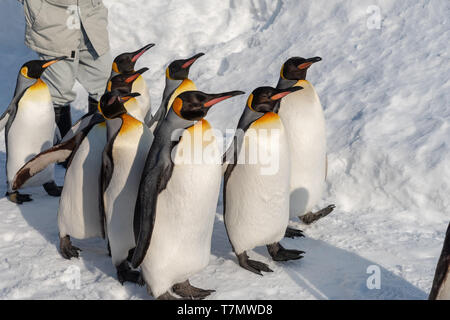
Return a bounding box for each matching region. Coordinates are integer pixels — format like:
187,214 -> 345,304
298,57 -> 322,70
119,92 -> 141,103
125,67 -> 149,83
181,53 -> 205,69
270,87 -> 303,100
42,56 -> 67,68
131,43 -> 155,62
204,91 -> 245,107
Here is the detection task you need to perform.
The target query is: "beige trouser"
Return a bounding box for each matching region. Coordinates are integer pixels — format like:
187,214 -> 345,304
39,27 -> 111,106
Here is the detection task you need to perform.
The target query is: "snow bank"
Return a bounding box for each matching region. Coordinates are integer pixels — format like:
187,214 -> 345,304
0,0 -> 448,299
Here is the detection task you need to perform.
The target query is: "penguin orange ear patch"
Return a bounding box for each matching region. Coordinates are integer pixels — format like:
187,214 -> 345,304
172,97 -> 183,117
21,67 -> 30,78
112,62 -> 119,73
247,94 -> 255,111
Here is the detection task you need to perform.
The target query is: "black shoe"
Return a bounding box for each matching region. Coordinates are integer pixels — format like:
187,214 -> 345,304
88,96 -> 98,114
54,104 -> 72,138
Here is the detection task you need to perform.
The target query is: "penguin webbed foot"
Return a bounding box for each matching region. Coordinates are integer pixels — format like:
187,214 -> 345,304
284,227 -> 305,239
59,235 -> 81,259
267,242 -> 304,262
116,261 -> 145,286
237,252 -> 273,275
172,280 -> 215,300
43,181 -> 63,197
299,204 -> 336,225
6,191 -> 33,204
157,291 -> 183,300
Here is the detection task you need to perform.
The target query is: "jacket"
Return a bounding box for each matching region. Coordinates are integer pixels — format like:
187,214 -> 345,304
21,0 -> 110,57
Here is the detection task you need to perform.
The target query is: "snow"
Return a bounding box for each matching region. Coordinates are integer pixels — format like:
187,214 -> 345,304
0,0 -> 449,299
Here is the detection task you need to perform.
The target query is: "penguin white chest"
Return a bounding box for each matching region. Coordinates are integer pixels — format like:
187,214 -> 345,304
131,76 -> 151,120
7,80 -> 55,187
104,120 -> 153,266
279,81 -> 327,216
58,123 -> 107,239
225,113 -> 291,254
140,120 -> 221,298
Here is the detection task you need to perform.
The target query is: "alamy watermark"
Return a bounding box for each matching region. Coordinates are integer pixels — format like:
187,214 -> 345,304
366,5 -> 382,30
366,265 -> 381,290
169,126 -> 282,176
61,265 -> 81,290
66,5 -> 81,30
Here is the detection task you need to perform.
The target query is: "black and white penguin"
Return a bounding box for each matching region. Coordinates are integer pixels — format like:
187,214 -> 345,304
429,222 -> 450,300
61,44 -> 155,142
222,86 -> 304,275
99,90 -> 154,285
108,43 -> 155,125
0,58 -> 66,203
61,68 -> 149,144
106,67 -> 150,123
149,53 -> 204,131
131,89 -> 244,299
276,57 -> 335,237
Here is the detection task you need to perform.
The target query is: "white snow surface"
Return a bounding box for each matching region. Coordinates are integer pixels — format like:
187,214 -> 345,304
0,0 -> 449,299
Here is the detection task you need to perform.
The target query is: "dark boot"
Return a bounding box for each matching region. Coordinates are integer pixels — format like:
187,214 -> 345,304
54,104 -> 72,138
88,96 -> 98,114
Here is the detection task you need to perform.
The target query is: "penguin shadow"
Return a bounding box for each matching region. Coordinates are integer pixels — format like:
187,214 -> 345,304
212,188 -> 426,300
278,237 -> 427,300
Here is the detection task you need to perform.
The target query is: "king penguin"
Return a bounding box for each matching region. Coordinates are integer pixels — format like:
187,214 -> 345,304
99,90 -> 154,285
149,53 -> 204,131
429,222 -> 450,300
223,86 -> 304,275
60,43 -> 155,142
276,57 -> 335,237
106,67 -> 150,123
131,89 -> 244,299
0,58 -> 66,203
109,43 -> 155,126
12,81 -> 143,259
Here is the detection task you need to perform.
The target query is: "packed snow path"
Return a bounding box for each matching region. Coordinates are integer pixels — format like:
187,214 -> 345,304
0,0 -> 448,299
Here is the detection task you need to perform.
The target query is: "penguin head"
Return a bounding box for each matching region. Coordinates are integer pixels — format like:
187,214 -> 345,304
112,43 -> 155,74
172,90 -> 245,121
247,86 -> 303,113
98,90 -> 141,119
166,53 -> 205,80
20,57 -> 66,79
107,67 -> 149,93
280,56 -> 322,80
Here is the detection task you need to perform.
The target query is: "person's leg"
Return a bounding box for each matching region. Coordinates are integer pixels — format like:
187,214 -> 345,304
39,54 -> 79,138
77,45 -> 112,113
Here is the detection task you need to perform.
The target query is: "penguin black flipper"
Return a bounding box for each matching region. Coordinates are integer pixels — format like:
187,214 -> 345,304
148,93 -> 171,132
0,90 -> 25,132
132,142 -> 176,268
99,118 -> 123,225
429,222 -> 450,300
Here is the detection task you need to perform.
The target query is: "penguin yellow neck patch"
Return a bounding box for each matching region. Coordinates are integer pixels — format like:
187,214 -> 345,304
120,113 -> 142,135
294,79 -> 309,87
253,112 -> 280,127
29,78 -> 47,92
